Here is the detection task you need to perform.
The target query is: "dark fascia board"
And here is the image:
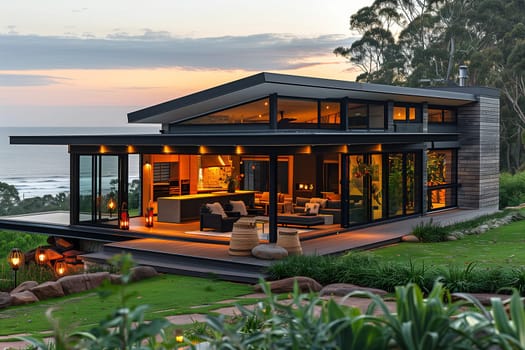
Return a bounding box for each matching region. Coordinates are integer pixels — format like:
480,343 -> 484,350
10,132 -> 458,147
127,72 -> 479,124
127,73 -> 267,123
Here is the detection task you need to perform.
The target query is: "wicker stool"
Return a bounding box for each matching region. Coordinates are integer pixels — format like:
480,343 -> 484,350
277,228 -> 302,256
228,218 -> 259,256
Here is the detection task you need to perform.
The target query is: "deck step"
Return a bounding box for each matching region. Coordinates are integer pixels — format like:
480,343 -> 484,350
82,247 -> 268,284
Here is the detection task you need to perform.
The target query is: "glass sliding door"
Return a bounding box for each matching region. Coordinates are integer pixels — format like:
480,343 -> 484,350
79,155 -> 94,222
76,154 -> 125,227
370,154 -> 383,221
348,154 -> 367,225
388,154 -> 404,217
346,151 -> 420,226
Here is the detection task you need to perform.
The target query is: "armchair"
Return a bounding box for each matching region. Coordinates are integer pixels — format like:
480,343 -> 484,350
200,203 -> 240,232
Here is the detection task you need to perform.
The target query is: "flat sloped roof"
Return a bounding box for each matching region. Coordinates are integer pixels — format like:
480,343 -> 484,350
128,72 -> 480,124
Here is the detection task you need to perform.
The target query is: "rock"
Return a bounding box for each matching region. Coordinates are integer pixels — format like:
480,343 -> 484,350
0,292 -> 12,309
110,273 -> 123,284
320,283 -> 388,297
31,281 -> 65,300
479,224 -> 490,233
452,293 -> 512,306
251,244 -> 288,260
254,276 -> 322,293
45,249 -> 64,261
130,266 -> 159,282
447,235 -> 458,241
11,280 -> 38,294
401,234 -> 420,242
10,291 -> 39,305
58,272 -> 110,294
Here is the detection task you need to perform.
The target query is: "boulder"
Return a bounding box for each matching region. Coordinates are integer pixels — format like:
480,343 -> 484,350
58,272 -> 110,294
110,273 -> 123,285
31,281 -> 65,300
11,280 -> 38,294
0,292 -> 12,309
320,283 -> 388,297
251,244 -> 288,260
452,293 -> 512,306
130,266 -> 159,282
401,235 -> 420,242
254,276 -> 322,293
11,291 -> 39,305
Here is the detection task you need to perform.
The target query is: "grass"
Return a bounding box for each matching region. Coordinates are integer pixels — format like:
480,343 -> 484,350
0,274 -> 252,337
369,217 -> 525,268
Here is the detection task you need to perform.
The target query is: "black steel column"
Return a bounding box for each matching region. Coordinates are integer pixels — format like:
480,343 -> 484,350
341,154 -> 349,228
269,93 -> 278,129
268,153 -> 278,243
341,98 -> 349,130
119,154 -> 129,208
70,153 -> 79,225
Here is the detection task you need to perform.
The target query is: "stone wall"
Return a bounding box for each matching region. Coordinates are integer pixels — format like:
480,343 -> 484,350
457,96 -> 500,209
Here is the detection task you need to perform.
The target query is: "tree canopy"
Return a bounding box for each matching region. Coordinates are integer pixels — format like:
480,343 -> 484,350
337,0 -> 525,172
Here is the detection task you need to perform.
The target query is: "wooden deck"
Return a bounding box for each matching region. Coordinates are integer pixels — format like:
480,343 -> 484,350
81,208 -> 499,283
0,208 -> 499,283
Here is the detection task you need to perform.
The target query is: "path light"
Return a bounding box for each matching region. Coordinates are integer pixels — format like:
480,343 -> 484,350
7,248 -> 24,287
175,329 -> 184,343
35,246 -> 47,265
119,202 -> 130,230
54,260 -> 67,277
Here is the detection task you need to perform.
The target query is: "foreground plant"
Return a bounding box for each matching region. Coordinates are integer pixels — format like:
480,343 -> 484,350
18,253 -> 189,350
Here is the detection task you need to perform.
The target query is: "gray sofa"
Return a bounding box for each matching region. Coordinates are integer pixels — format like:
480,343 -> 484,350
293,197 -> 341,224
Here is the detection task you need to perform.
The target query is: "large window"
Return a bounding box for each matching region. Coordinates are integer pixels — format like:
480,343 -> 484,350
181,98 -> 269,125
427,149 -> 457,210
277,98 -> 318,128
77,154 -> 124,227
348,102 -> 385,129
277,98 -> 340,129
241,157 -> 289,193
428,107 -> 456,124
393,105 -> 420,122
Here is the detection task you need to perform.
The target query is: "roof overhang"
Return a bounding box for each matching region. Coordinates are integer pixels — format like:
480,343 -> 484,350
10,131 -> 458,150
127,72 -> 480,124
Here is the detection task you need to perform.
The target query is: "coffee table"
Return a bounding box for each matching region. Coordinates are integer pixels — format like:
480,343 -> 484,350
277,214 -> 325,228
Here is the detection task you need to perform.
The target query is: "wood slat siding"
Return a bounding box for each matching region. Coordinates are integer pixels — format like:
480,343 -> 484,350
457,96 -> 500,209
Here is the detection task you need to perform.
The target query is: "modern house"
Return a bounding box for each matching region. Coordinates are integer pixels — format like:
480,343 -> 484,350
6,72 -> 500,247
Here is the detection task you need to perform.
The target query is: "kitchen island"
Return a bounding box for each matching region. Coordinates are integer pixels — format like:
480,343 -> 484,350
157,190 -> 256,223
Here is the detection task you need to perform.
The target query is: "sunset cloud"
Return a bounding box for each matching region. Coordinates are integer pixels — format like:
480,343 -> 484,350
0,32 -> 353,71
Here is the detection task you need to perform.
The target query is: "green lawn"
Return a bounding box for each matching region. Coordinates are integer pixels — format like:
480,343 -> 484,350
370,218 -> 525,268
0,274 -> 253,337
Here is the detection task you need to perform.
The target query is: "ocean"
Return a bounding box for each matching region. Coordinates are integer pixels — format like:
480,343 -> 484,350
0,126 -> 159,199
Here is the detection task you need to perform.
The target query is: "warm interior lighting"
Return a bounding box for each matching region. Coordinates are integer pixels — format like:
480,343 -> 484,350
54,260 -> 67,276
199,145 -> 208,154
162,145 -> 172,153
7,248 -> 24,270
235,146 -> 244,155
127,145 -> 136,153
217,155 -> 226,166
99,145 -> 108,154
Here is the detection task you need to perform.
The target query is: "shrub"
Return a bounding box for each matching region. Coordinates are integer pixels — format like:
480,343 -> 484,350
411,218 -> 448,242
500,171 -> 525,208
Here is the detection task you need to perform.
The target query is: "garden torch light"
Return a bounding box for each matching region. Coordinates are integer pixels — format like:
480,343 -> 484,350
7,248 -> 24,288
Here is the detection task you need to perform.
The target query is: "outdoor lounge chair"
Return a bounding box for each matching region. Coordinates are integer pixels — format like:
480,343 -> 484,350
200,203 -> 240,232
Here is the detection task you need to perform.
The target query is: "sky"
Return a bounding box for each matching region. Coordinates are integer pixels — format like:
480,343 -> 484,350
0,0 -> 372,127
